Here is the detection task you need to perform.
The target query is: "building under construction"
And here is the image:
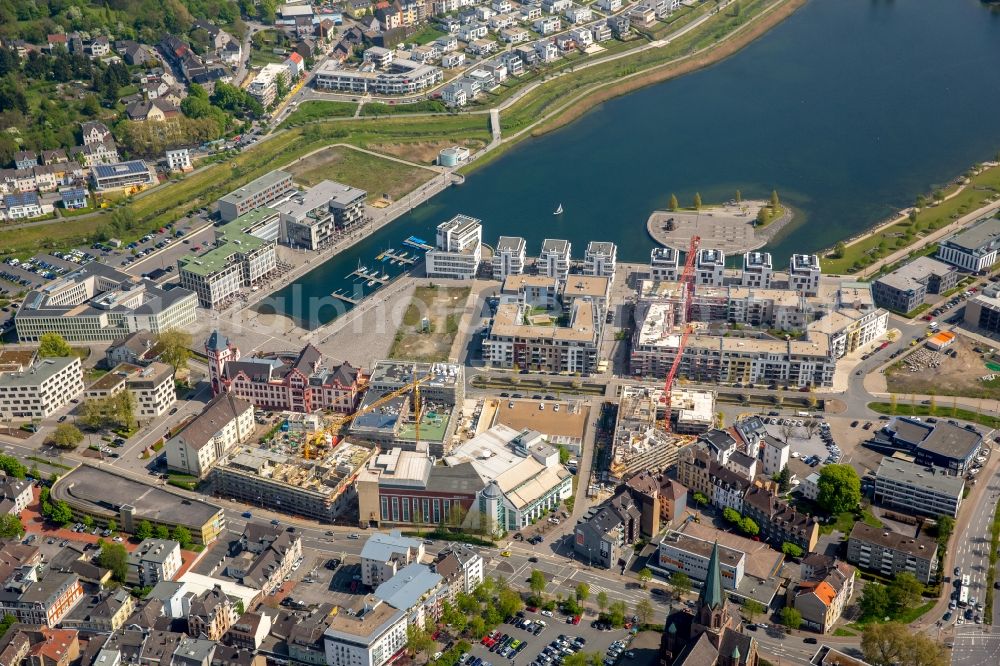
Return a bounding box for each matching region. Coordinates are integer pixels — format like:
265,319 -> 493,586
212,441 -> 376,522
608,385 -> 715,483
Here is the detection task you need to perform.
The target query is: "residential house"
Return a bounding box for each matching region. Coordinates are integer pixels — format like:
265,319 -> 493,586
13,151 -> 37,170
533,16 -> 561,34
187,586 -> 237,641
846,523 -> 938,584
789,556 -> 855,634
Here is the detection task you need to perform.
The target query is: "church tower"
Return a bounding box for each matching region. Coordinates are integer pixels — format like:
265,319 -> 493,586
205,330 -> 240,396
691,541 -> 734,643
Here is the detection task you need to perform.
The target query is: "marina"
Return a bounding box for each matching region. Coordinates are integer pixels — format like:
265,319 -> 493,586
403,236 -> 434,251
330,290 -> 361,305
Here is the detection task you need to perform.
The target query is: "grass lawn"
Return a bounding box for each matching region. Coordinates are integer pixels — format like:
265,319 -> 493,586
822,165 -> 1000,274
281,100 -> 359,124
287,145 -> 435,200
409,24 -> 448,44
832,628 -> 857,637
819,508 -> 882,535
361,100 -> 448,116
868,402 -> 1000,428
0,115 -> 490,257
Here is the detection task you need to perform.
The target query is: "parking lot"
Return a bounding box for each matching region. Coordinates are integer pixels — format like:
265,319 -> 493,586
464,611 -> 647,666
760,417 -> 842,466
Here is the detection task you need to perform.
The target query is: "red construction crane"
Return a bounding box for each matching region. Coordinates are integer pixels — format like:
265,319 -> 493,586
659,235 -> 701,432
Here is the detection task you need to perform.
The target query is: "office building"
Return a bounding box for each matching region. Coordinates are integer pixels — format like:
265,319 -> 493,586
845,522 -> 938,584
218,170 -> 295,222
178,208 -> 279,309
873,457 -> 964,518
538,239 -> 571,282
964,291 -> 1000,334
583,241 -> 617,277
425,215 -> 482,279
657,532 -> 745,591
0,356 -> 83,420
277,180 -> 367,250
165,393 -> 255,478
314,58 -> 443,95
91,160 -> 157,191
492,236 -> 526,280
15,263 -> 197,343
936,215 -> 1000,272
83,362 -> 176,420
872,256 -> 958,313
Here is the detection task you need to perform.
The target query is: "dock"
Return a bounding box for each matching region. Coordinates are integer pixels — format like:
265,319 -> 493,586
330,290 -> 360,305
351,270 -> 389,285
403,236 -> 433,251
383,250 -> 416,265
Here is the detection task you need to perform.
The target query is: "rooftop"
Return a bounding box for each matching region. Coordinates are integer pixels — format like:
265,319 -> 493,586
586,241 -> 616,256
540,238 -> 569,254
491,398 -> 590,440
219,170 -> 292,206
945,216 -> 1000,252
324,597 -> 403,643
0,357 -> 77,388
496,236 -> 526,253
876,256 -> 956,292
875,458 -> 966,497
373,562 -> 441,609
360,530 -> 422,563
914,421 -> 982,461
848,522 -> 937,560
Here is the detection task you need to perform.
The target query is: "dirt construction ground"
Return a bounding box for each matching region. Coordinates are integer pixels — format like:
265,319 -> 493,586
369,139 -> 486,165
389,285 -> 471,362
886,333 -> 1000,400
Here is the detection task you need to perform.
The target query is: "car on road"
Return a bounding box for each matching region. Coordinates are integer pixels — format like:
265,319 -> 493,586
57,415 -> 67,422
241,511 -> 253,518
271,519 -> 280,526
348,533 -> 359,539
169,407 -> 179,415
803,638 -> 817,644
500,550 -> 511,557
529,557 -> 538,562
955,567 -> 962,576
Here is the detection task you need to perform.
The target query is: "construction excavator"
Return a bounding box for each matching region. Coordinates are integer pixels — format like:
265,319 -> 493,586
302,373 -> 433,460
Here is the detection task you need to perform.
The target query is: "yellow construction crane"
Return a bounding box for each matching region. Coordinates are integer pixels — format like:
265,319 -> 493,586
302,373 -> 433,460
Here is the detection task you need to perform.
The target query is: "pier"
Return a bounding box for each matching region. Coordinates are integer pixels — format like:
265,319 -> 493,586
330,290 -> 360,305
383,250 -> 416,265
403,236 -> 433,251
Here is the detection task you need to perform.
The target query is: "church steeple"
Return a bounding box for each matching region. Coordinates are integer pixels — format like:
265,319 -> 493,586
699,541 -> 725,610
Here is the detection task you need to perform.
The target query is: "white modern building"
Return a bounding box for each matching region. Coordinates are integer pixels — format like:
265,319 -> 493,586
761,435 -> 790,476
165,393 -> 255,478
127,539 -> 183,587
165,148 -> 192,172
425,214 -> 482,279
583,241 -> 616,277
789,254 -> 822,296
276,180 -> 367,250
538,239 -> 571,282
83,362 -> 176,420
0,356 -> 84,420
492,236 -> 526,280
742,251 -> 773,288
936,216 -> 1000,273
360,531 -> 426,588
695,249 -> 726,286
217,170 -> 295,222
650,246 -> 680,281
873,457 -> 965,518
323,598 -> 408,666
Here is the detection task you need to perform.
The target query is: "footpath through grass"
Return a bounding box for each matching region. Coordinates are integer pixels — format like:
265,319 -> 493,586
822,165 -> 1000,274
0,115 -> 490,257
868,402 -> 1000,429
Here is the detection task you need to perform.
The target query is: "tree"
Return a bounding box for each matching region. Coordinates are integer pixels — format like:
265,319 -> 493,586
743,599 -> 765,623
887,572 -> 924,611
38,332 -> 72,357
668,571 -> 691,600
82,515 -> 94,529
155,525 -> 170,540
832,241 -> 846,258
693,192 -> 702,210
859,581 -> 891,620
756,207 -> 769,226
816,464 -> 861,514
98,541 -> 129,582
638,568 -> 653,587
405,625 -> 433,656
529,569 -> 547,596
274,72 -> 289,103
46,423 -> 84,449
607,601 -> 627,628
773,465 -> 792,493
575,583 -> 590,602
781,542 -> 803,558
0,455 -> 26,479
0,514 -> 25,539
691,492 -> 709,507
135,520 -> 153,540
668,194 -> 679,211
934,515 -> 955,547
779,607 -> 801,631
738,516 -> 759,537
49,500 -> 73,525
722,507 -> 741,524
861,621 -> 946,666
107,519 -> 117,532
770,189 -> 780,209
172,525 -> 192,549
735,190 -> 742,203
498,588 -> 523,617
908,209 -> 918,224
468,616 -> 486,639
635,598 -> 654,626
558,445 -> 571,465
596,590 -> 609,612
158,329 -> 193,373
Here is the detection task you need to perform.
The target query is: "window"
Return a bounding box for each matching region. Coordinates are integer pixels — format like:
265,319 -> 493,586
423,499 -> 430,523
392,497 -> 399,522
433,499 -> 440,523
402,498 -> 410,522
381,497 -> 389,520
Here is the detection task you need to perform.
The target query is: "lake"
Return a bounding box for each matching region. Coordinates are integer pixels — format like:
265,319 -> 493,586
266,0 -> 1000,328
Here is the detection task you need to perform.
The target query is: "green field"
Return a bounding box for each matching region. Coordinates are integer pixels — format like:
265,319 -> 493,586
361,100 -> 448,116
0,115 -> 491,257
868,401 -> 1000,428
281,100 -> 359,124
822,166 -> 1000,274
287,146 -> 435,200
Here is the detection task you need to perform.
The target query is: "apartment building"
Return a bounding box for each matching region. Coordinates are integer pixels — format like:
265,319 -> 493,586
845,522 -> 938,584
166,148 -> 192,172
964,289 -> 1000,335
936,215 -> 1000,272
492,236 -> 527,280
426,214 -> 482,279
91,161 -> 157,191
0,474 -> 33,516
573,491 -> 641,569
84,362 -> 175,419
484,299 -> 599,373
789,254 -> 822,296
206,332 -> 365,414
126,539 -> 182,587
0,571 -> 84,627
277,180 -> 367,250
650,246 -> 680,281
314,58 -> 443,95
433,545 -> 484,601
178,208 -> 279,309
657,532 -> 745,590
165,393 -> 255,478
229,524 -> 303,595
873,457 -> 964,518
217,170 -> 295,222
186,587 -> 237,641
742,486 -> 819,552
538,239 -> 571,282
742,251 -> 773,288
360,531 -> 426,588
15,263 -> 197,343
790,556 -> 855,634
872,256 -> 958,313
0,357 -> 84,420
695,249 -> 726,286
247,63 -> 287,106
323,597 -> 408,666
583,241 -> 617,277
